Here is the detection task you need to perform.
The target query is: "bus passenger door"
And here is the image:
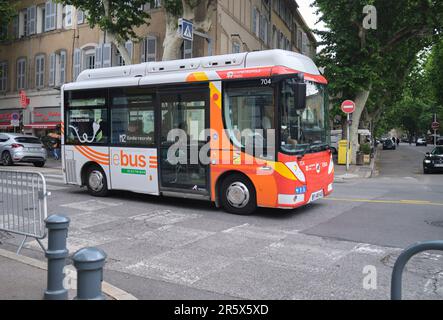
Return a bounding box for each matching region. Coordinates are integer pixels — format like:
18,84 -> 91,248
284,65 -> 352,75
158,87 -> 210,196
109,88 -> 159,195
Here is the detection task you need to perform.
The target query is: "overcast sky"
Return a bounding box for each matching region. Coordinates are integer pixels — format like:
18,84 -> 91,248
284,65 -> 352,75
297,0 -> 327,39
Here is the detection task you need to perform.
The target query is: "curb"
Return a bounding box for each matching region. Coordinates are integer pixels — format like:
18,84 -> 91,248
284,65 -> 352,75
0,247 -> 138,300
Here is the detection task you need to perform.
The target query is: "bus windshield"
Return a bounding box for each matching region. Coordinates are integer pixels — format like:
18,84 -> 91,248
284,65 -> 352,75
280,80 -> 328,155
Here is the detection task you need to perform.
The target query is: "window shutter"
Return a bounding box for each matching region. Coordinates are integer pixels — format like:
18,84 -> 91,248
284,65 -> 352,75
28,6 -> 36,35
65,5 -> 73,27
95,45 -> 102,69
35,57 -> 40,87
45,2 -> 51,31
60,50 -> 66,84
125,40 -> 133,61
40,56 -> 45,87
147,37 -> 157,62
102,43 -> 112,68
77,9 -> 84,24
302,32 -> 308,54
73,48 -> 81,80
141,38 -> 146,62
13,16 -> 19,39
49,53 -> 55,86
51,2 -> 57,30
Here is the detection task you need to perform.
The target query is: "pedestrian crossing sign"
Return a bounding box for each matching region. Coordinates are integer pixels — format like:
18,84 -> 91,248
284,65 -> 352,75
179,18 -> 193,41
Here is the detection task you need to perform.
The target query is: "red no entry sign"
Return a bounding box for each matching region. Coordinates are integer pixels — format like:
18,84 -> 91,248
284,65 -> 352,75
432,122 -> 440,130
341,100 -> 356,114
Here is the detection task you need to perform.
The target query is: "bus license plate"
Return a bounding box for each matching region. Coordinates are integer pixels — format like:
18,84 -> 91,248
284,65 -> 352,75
310,190 -> 324,202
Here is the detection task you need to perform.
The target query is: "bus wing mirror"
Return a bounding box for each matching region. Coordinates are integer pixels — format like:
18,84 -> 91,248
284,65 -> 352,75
294,83 -> 307,110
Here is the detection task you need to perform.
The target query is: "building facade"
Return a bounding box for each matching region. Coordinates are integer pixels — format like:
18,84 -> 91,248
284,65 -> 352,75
0,0 -> 317,138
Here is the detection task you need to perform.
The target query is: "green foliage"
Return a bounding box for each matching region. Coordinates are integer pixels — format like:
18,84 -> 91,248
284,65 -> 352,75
314,0 -> 443,126
163,0 -> 183,17
0,0 -> 17,41
56,0 -> 153,42
359,142 -> 371,155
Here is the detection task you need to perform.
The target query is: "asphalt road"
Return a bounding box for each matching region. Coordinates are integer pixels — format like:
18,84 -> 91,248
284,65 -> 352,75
1,144 -> 442,300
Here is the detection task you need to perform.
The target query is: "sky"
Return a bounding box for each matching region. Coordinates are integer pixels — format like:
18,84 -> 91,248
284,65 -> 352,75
296,0 -> 327,39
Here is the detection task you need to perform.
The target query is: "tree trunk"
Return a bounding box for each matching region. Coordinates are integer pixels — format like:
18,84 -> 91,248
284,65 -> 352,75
349,88 -> 371,163
162,0 -> 216,61
106,32 -> 132,65
163,12 -> 185,61
102,0 -> 131,65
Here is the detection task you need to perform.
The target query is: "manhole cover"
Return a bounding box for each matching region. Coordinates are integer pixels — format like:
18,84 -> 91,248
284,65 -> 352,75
426,220 -> 443,228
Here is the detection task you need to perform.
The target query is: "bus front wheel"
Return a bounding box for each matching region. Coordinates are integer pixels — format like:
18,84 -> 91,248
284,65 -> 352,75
220,174 -> 257,215
86,165 -> 109,197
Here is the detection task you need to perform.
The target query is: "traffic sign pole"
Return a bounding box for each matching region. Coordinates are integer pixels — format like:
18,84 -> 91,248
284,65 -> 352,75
346,113 -> 350,172
341,100 -> 356,172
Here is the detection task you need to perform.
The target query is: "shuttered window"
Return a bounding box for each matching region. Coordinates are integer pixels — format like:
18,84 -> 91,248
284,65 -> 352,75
73,48 -> 81,81
17,59 -> 26,90
60,50 -> 66,85
45,1 -> 56,31
141,36 -> 157,62
27,6 -> 36,35
48,53 -> 56,86
35,55 -> 45,88
102,43 -> 112,68
0,62 -> 8,92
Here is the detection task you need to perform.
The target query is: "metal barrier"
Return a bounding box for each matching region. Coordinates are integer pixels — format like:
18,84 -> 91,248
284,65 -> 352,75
0,170 -> 49,254
391,240 -> 443,300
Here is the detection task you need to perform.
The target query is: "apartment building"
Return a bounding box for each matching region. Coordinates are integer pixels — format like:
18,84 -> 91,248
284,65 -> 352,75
0,0 -> 317,137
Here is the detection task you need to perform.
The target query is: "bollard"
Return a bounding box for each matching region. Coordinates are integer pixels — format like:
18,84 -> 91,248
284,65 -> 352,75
44,214 -> 70,300
73,247 -> 107,300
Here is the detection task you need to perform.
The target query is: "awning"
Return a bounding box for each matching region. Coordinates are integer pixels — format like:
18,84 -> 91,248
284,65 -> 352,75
0,122 -> 12,129
24,122 -> 61,129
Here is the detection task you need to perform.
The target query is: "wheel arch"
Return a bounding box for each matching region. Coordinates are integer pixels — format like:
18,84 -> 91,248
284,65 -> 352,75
214,170 -> 256,208
80,161 -> 105,186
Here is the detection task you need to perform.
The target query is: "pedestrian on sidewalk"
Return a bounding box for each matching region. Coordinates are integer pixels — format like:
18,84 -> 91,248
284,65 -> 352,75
396,137 -> 400,147
49,125 -> 62,160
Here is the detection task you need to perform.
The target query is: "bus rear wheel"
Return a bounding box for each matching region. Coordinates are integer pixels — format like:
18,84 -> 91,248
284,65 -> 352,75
220,174 -> 257,215
86,165 -> 109,197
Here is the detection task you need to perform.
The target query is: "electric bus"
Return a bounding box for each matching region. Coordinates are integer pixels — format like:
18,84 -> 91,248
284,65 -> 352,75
61,49 -> 334,215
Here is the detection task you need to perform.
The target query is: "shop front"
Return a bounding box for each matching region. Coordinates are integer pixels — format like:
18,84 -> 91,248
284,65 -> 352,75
0,109 -> 23,133
24,107 -> 62,138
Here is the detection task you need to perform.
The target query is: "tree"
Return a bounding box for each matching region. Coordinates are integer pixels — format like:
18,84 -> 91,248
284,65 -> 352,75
314,0 -> 443,162
0,0 -> 17,41
162,0 -> 216,61
56,0 -> 152,65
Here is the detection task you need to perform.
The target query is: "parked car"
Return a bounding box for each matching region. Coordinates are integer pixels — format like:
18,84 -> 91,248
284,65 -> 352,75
0,133 -> 47,167
383,139 -> 396,150
423,146 -> 443,174
437,137 -> 443,146
416,137 -> 427,146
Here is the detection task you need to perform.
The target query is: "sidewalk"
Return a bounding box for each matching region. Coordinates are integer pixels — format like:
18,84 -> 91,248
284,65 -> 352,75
0,246 -> 136,300
334,147 -> 379,182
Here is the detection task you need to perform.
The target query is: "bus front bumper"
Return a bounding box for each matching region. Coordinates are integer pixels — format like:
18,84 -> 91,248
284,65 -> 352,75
277,182 -> 333,209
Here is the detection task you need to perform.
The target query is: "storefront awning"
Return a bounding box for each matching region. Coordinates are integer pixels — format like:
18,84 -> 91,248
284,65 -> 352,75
0,122 -> 13,129
24,122 -> 61,129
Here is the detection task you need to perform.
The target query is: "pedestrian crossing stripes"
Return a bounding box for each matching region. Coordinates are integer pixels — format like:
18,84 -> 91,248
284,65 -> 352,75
41,174 -> 69,191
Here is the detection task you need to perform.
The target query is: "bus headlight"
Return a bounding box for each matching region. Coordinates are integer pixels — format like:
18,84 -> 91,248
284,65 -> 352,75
328,155 -> 334,175
286,162 -> 306,183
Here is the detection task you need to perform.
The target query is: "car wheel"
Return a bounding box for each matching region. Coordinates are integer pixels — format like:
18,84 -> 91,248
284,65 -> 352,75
424,168 -> 430,174
33,161 -> 45,168
220,174 -> 257,215
86,165 -> 109,197
1,152 -> 13,166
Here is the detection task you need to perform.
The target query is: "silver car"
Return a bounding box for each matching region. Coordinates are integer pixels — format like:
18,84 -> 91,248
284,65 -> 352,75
0,133 -> 47,167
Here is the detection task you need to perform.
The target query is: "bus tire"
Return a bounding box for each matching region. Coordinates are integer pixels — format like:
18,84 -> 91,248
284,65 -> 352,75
86,165 -> 109,197
220,174 -> 257,215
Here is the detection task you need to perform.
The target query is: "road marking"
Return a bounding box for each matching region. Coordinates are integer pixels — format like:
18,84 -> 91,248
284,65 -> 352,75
325,197 -> 443,206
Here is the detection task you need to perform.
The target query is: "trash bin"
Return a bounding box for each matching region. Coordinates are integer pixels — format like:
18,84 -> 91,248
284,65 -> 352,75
356,152 -> 364,166
338,140 -> 351,165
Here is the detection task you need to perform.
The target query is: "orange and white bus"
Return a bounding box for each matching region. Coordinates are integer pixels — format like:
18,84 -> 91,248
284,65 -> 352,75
61,50 -> 334,215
